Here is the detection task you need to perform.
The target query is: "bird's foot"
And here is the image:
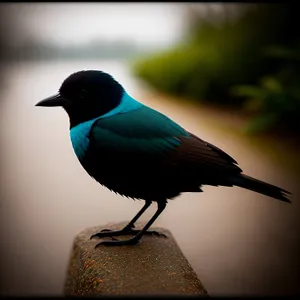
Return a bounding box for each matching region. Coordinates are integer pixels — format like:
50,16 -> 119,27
90,228 -> 128,240
95,236 -> 141,248
90,227 -> 167,240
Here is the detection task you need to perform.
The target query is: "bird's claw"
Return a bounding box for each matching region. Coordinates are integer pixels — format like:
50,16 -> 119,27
100,229 -> 112,232
95,237 -> 140,248
90,228 -> 167,240
90,229 -> 126,240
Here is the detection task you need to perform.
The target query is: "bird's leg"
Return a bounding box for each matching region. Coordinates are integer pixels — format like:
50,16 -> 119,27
90,201 -> 152,240
95,201 -> 167,247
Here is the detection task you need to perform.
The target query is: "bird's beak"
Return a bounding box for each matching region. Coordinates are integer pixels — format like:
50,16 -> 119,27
35,93 -> 64,107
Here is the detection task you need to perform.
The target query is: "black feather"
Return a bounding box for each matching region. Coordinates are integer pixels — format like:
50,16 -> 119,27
231,174 -> 291,203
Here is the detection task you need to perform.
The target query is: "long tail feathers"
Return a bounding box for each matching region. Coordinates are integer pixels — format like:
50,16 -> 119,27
232,174 -> 291,203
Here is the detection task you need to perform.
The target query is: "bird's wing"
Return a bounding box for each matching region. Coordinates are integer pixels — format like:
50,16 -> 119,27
89,105 -> 242,177
89,106 -> 188,159
165,132 -> 242,181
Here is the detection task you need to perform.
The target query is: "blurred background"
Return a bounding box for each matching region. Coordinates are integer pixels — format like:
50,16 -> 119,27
0,3 -> 299,296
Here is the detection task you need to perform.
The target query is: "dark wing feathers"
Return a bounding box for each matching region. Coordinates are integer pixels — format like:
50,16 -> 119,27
165,132 -> 242,174
205,140 -> 238,164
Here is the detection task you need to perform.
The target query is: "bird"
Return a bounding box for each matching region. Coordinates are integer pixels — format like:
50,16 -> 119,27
35,70 -> 291,247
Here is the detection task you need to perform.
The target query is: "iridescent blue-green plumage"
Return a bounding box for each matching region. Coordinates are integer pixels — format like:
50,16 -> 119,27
70,92 -> 144,161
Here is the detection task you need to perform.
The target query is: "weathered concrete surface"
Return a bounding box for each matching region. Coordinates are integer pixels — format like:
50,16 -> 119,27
64,222 -> 208,296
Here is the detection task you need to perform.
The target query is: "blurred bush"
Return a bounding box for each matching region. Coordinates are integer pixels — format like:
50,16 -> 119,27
132,4 -> 299,134
232,44 -> 300,134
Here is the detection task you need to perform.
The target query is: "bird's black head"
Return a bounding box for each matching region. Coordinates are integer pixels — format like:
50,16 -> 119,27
36,70 -> 124,128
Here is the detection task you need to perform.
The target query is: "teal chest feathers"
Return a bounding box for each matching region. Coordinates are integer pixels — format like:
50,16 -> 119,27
69,92 -> 143,161
70,118 -> 96,161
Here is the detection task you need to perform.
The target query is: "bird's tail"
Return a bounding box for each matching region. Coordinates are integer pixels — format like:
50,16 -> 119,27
232,174 -> 291,203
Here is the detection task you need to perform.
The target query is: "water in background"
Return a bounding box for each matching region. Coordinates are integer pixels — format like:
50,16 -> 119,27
0,59 -> 299,296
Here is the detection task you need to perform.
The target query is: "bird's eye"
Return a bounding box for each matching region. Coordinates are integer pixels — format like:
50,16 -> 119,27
79,89 -> 88,99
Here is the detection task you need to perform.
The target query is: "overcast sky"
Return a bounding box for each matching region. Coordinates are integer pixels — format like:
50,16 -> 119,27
2,3 -> 189,48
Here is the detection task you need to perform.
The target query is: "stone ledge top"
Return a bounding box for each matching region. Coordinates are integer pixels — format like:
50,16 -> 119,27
64,221 -> 208,296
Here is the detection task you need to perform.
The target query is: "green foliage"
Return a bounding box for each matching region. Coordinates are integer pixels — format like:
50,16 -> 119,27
132,4 -> 299,134
232,44 -> 300,134
133,4 -> 297,104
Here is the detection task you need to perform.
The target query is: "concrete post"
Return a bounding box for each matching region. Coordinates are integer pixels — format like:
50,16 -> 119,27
64,222 -> 208,296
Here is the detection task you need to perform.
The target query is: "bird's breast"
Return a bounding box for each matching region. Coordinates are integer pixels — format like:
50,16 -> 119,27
70,118 -> 98,162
